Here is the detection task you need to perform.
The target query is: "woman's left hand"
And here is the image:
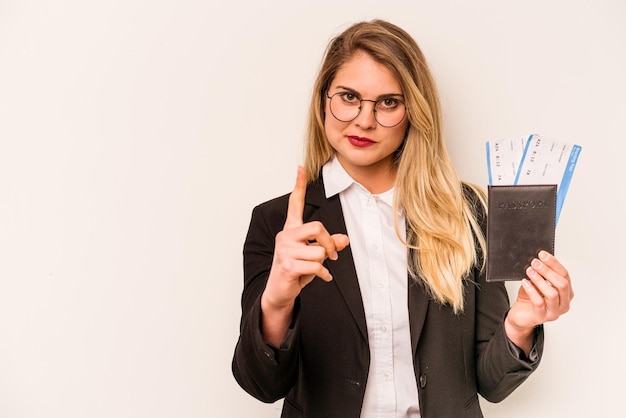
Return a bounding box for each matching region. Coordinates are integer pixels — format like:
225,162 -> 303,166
504,250 -> 574,353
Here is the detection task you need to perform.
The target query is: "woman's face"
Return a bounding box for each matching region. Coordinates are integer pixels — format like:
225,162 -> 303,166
324,51 -> 408,188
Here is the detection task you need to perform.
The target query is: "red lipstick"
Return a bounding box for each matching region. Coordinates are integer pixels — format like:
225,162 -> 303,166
347,135 -> 376,147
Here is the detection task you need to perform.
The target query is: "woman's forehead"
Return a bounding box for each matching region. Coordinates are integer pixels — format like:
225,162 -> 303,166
329,52 -> 403,96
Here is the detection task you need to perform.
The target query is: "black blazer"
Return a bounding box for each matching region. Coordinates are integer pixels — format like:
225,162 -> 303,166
232,177 -> 543,418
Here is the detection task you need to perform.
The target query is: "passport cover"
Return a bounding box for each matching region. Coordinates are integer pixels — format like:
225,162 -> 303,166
486,185 -> 557,282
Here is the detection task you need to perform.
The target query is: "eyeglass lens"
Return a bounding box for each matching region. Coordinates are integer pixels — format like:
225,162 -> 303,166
328,92 -> 406,128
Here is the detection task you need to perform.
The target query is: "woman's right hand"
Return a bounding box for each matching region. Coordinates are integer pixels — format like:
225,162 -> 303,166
260,166 -> 349,345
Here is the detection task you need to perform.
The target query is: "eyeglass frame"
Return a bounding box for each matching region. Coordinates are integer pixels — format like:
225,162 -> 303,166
325,91 -> 407,128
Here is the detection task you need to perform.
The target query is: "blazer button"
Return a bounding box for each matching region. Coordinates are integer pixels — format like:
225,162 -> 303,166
419,373 -> 427,388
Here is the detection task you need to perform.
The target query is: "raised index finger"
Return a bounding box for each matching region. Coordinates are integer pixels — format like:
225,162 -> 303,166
284,166 -> 306,229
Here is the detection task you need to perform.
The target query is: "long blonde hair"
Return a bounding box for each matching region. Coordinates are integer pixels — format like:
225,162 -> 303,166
304,19 -> 486,313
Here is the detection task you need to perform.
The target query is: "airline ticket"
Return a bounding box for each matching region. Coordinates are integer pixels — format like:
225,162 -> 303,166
486,134 -> 582,224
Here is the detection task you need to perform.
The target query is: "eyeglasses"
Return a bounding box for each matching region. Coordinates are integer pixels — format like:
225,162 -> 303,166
326,91 -> 407,128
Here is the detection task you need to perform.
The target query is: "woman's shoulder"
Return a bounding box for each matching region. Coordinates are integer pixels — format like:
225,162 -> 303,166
250,192 -> 291,228
251,177 -> 325,217
254,192 -> 290,211
244,193 -> 291,241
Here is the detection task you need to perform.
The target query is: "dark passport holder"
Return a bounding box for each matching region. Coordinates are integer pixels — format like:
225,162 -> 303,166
486,185 -> 557,282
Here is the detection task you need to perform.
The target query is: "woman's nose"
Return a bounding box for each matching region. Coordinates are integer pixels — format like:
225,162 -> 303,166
353,100 -> 377,129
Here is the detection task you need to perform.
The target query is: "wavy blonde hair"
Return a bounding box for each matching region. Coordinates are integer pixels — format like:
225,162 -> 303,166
304,19 -> 486,312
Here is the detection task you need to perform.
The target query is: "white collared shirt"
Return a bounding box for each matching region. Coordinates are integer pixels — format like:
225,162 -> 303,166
323,157 -> 420,418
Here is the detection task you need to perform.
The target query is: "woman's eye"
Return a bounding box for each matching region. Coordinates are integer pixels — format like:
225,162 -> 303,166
380,98 -> 398,109
341,93 -> 358,103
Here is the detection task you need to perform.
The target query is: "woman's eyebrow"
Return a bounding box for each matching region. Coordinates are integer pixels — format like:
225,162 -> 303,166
333,85 -> 404,99
332,85 -> 359,95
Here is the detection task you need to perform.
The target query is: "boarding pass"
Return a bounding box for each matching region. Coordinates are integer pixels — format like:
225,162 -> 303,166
486,134 -> 582,224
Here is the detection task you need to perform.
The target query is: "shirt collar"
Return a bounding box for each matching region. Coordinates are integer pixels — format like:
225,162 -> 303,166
322,156 -> 355,198
322,156 -> 395,207
375,187 -> 395,207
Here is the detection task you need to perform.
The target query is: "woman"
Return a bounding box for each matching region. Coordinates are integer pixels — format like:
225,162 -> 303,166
232,19 -> 573,417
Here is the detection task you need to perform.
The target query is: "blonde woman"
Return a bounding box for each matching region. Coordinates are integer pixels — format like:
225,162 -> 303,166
233,19 -> 573,418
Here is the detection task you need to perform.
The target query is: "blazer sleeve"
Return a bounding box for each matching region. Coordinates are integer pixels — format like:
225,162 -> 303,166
231,196 -> 301,403
477,310 -> 544,403
468,184 -> 545,402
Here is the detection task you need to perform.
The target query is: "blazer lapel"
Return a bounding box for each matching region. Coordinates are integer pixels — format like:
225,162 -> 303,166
304,178 -> 431,349
408,273 -> 430,355
305,179 -> 368,342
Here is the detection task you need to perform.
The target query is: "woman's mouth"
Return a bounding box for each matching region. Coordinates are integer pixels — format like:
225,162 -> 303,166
347,135 -> 376,147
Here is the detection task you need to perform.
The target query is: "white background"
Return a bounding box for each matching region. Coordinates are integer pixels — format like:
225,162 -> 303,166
1,1 -> 624,417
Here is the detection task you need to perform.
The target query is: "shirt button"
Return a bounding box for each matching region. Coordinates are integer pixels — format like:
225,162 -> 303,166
376,282 -> 384,288
380,326 -> 387,333
419,373 -> 427,388
371,243 -> 378,250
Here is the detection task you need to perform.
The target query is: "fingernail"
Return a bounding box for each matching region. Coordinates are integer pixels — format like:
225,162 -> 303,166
331,251 -> 338,261
522,278 -> 532,289
531,258 -> 542,269
538,251 -> 549,261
